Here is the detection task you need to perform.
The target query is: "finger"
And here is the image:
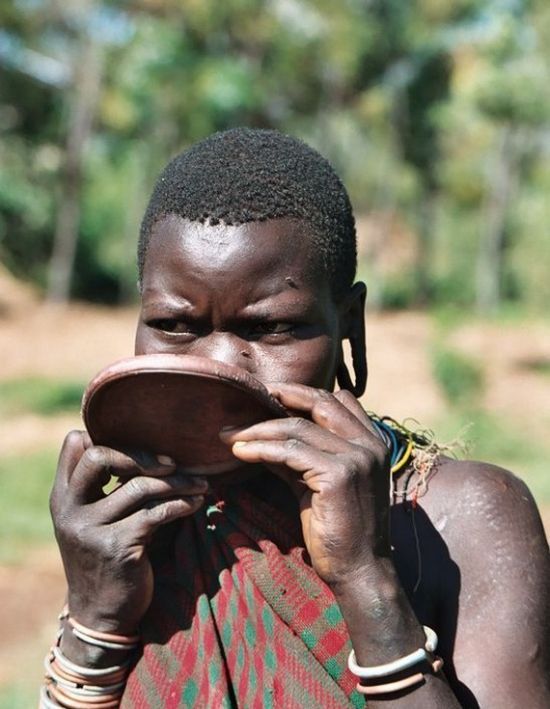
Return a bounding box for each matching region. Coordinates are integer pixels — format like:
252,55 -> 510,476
333,390 -> 381,438
97,473 -> 208,522
266,383 -> 366,440
54,430 -> 89,483
69,447 -> 177,505
50,431 -> 91,513
220,417 -> 351,454
231,438 -> 335,490
118,494 -> 205,542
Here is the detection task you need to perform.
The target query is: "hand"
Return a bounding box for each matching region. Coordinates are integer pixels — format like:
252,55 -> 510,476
50,431 -> 208,634
220,384 -> 391,586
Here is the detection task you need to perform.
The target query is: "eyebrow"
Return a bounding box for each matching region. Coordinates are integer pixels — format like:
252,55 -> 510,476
141,297 -> 194,314
142,294 -> 322,321
242,295 -> 321,318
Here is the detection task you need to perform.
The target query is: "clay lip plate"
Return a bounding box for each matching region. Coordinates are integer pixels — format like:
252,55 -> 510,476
82,354 -> 288,475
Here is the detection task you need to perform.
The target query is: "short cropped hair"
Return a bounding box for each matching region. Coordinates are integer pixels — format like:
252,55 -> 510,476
138,127 -> 357,299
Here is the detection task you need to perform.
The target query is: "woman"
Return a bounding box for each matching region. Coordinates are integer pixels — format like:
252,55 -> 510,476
43,128 -> 550,708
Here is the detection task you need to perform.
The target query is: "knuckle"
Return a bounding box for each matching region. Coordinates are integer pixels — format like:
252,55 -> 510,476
312,393 -> 335,421
49,489 -> 60,517
62,429 -> 84,451
70,519 -> 89,545
125,476 -> 149,500
335,389 -> 356,405
370,440 -> 390,467
51,507 -> 71,536
284,438 -> 302,452
314,389 -> 333,408
82,445 -> 108,469
56,516 -> 86,548
290,417 -> 309,434
339,457 -> 359,480
337,451 -> 368,483
146,500 -> 172,524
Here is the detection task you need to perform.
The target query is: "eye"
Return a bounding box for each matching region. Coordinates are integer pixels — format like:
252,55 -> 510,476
252,321 -> 294,336
148,318 -> 194,335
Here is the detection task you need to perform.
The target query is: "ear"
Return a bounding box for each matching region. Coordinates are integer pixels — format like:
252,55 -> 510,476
336,282 -> 367,398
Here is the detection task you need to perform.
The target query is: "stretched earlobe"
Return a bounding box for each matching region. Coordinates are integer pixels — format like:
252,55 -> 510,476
336,361 -> 354,393
336,282 -> 367,398
336,339 -> 367,398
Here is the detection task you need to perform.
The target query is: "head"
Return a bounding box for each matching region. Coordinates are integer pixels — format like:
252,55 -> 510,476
135,127 -> 366,395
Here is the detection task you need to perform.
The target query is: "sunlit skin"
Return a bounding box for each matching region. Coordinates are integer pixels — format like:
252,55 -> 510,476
134,215 -> 363,480
50,215 -> 550,708
136,216 -> 348,390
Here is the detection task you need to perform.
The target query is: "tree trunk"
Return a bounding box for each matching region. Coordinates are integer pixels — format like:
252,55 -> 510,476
476,124 -> 523,314
46,28 -> 101,304
414,188 -> 437,307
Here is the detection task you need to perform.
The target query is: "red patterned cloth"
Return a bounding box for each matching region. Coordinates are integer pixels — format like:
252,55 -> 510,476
122,476 -> 365,708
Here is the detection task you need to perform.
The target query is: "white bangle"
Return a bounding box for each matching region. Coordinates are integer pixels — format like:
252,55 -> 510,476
39,685 -> 61,709
70,625 -> 139,650
52,645 -> 130,678
44,655 -> 127,695
348,625 -> 438,679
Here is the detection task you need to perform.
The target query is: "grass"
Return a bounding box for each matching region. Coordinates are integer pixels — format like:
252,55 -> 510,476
428,317 -> 550,506
431,345 -> 484,407
429,409 -> 550,505
0,683 -> 39,709
0,449 -> 58,563
0,377 -> 84,416
520,357 -> 550,376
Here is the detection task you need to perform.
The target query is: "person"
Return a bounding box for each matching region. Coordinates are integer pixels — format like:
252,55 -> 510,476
43,128 -> 549,708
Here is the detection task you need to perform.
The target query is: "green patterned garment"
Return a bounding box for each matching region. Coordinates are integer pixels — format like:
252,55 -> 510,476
122,476 -> 365,708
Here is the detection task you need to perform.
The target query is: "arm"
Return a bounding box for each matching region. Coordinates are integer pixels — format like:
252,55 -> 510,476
437,462 -> 550,707
223,384 -> 462,707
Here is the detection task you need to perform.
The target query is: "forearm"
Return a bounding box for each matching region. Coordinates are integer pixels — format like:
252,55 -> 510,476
333,558 -> 461,708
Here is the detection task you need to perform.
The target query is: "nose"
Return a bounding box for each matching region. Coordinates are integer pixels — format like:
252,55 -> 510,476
193,332 -> 255,372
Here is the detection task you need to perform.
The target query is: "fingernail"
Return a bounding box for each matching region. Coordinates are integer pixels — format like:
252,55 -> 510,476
221,425 -> 242,433
156,454 -> 175,466
232,441 -> 248,449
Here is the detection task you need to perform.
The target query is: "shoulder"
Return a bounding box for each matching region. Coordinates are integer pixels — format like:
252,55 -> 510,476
420,456 -> 549,607
423,456 -> 547,544
417,458 -> 550,703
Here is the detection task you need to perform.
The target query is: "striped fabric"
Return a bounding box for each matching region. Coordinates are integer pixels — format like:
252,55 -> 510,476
122,479 -> 365,708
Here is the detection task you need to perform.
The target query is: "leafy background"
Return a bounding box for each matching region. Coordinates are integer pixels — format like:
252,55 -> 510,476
0,1 -> 549,705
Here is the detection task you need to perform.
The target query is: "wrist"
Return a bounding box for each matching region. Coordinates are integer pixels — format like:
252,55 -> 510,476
59,609 -> 140,669
66,592 -> 142,637
330,561 -> 426,665
43,612 -> 135,708
328,553 -> 397,601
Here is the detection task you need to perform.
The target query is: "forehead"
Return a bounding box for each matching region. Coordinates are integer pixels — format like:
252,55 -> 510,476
143,215 -> 327,296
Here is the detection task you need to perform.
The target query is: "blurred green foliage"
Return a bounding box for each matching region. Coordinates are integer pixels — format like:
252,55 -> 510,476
0,378 -> 84,416
432,409 -> 550,505
0,0 -> 548,308
0,450 -> 57,563
0,683 -> 37,709
432,345 -> 484,406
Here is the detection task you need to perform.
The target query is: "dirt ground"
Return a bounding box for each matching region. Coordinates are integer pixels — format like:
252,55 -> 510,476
1,298 -> 549,695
